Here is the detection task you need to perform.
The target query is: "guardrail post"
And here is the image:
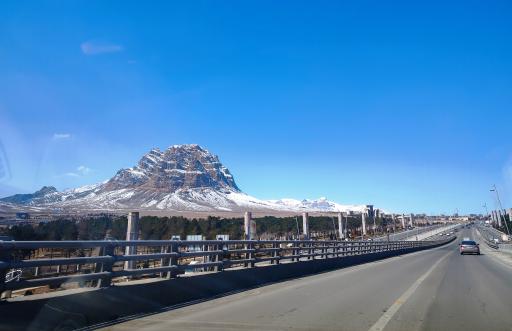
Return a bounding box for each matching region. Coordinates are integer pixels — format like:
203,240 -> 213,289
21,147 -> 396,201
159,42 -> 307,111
167,242 -> 178,279
0,245 -> 12,299
160,244 -> 170,278
203,244 -> 209,272
98,243 -> 114,288
249,242 -> 255,268
214,243 -> 223,272
244,242 -> 249,268
159,245 -> 166,278
274,243 -> 281,264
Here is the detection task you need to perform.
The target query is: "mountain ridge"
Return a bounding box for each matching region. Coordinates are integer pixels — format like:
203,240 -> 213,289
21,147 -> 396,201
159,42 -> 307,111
0,144 -> 366,213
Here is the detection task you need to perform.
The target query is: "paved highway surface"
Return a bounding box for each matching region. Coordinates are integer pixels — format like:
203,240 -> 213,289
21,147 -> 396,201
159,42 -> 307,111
374,224 -> 447,242
103,227 -> 512,331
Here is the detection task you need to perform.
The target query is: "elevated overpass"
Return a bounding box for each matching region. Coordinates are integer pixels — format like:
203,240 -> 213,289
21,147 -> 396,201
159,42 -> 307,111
101,227 -> 512,331
0,233 -> 454,330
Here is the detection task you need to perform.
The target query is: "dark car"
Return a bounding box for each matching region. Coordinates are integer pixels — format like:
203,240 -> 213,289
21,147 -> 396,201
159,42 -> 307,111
459,240 -> 480,255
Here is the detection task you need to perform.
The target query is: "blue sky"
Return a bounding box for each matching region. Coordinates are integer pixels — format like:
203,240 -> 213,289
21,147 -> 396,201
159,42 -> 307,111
1,1 -> 512,214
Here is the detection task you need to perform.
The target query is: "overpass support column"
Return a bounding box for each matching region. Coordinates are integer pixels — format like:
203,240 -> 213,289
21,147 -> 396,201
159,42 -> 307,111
367,205 -> 374,233
361,212 -> 367,236
401,214 -> 406,228
410,213 -> 414,227
337,212 -> 344,239
244,211 -> 253,240
302,212 -> 310,240
125,211 -> 139,271
497,210 -> 503,227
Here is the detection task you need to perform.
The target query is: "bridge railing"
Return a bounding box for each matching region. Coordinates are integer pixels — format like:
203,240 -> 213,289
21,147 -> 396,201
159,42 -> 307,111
0,237 -> 453,297
477,225 -> 512,251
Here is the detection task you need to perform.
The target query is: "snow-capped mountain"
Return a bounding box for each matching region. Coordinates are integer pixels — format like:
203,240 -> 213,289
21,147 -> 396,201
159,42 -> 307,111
269,197 -> 368,213
0,144 -> 366,213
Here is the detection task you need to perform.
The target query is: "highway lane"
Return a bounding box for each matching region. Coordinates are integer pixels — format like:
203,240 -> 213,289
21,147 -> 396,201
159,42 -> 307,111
374,224 -> 454,242
103,228 -> 512,331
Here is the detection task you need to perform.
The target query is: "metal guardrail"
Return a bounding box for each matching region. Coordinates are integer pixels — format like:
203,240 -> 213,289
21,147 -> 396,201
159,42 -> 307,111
477,225 -> 511,251
0,237 -> 453,297
476,226 -> 500,249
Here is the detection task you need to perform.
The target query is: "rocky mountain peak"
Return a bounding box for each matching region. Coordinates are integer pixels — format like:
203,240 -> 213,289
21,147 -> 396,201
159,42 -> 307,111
36,186 -> 58,195
102,144 -> 240,192
0,185 -> 59,205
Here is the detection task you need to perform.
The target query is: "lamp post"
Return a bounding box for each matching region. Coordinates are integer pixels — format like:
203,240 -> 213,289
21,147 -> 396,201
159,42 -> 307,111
490,185 -> 510,235
482,203 -> 489,218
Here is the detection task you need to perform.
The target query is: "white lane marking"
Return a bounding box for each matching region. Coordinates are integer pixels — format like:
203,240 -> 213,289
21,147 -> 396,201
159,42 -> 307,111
367,251 -> 452,331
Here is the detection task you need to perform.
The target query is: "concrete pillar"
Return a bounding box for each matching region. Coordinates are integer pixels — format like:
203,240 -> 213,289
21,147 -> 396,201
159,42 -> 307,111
409,213 -> 414,227
302,212 -> 310,239
508,209 -> 512,227
367,205 -> 374,230
392,214 -> 396,231
497,210 -> 503,227
361,212 -> 367,236
337,212 -> 344,239
125,211 -> 139,270
401,214 -> 406,228
244,211 -> 253,240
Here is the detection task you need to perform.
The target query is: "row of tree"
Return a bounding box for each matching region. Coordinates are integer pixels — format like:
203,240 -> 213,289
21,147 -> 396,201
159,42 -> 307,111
1,214 -> 399,241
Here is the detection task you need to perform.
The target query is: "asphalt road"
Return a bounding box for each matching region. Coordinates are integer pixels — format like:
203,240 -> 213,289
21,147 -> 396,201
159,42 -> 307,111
103,227 -> 512,331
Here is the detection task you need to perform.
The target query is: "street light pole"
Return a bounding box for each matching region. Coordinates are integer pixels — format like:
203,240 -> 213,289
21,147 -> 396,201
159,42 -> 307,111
490,184 -> 510,235
482,203 -> 489,216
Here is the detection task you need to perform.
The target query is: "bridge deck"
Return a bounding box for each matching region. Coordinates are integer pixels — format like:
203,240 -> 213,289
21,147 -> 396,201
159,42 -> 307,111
102,227 -> 512,331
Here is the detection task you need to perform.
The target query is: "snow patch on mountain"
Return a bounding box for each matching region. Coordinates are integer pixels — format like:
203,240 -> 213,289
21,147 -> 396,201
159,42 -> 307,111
269,197 -> 367,213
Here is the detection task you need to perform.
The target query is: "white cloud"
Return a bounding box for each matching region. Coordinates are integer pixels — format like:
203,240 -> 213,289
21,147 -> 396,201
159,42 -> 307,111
63,172 -> 80,177
52,133 -> 72,140
59,165 -> 92,178
76,165 -> 92,175
81,40 -> 123,55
